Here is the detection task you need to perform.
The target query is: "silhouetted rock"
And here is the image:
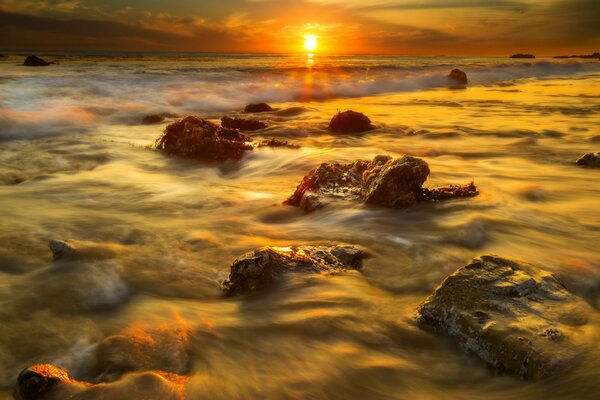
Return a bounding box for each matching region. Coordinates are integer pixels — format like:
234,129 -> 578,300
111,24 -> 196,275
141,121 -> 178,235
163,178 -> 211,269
447,69 -> 468,84
23,55 -> 51,66
553,53 -> 600,59
244,103 -> 273,113
510,54 -> 536,59
222,245 -> 365,294
93,323 -> 190,379
15,364 -> 188,400
257,138 -> 300,149
155,116 -> 252,162
221,116 -> 267,131
285,155 -> 478,212
49,239 -> 77,261
416,256 -> 593,379
575,152 -> 600,168
329,110 -> 374,133
142,114 -> 166,125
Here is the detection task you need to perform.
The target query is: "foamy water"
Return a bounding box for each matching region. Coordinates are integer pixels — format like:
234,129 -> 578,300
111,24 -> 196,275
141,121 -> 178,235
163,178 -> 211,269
1,53 -> 600,399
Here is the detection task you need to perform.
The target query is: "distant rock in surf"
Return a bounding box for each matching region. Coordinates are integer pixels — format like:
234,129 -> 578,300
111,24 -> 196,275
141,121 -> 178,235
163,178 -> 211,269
15,364 -> 188,400
257,138 -> 300,149
416,255 -> 593,379
553,52 -> 599,59
575,152 -> 600,168
221,116 -> 267,131
23,55 -> 51,66
222,245 -> 365,295
142,114 -> 165,125
447,68 -> 468,85
329,110 -> 374,133
244,103 -> 274,113
510,54 -> 536,59
155,116 -> 253,162
285,155 -> 478,213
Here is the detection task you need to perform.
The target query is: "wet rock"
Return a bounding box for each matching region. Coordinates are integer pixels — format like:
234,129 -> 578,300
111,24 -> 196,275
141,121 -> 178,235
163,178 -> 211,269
14,364 -> 187,400
257,138 -> 300,149
222,245 -> 365,295
93,323 -> 190,378
244,103 -> 273,113
285,155 -> 478,212
510,54 -> 536,59
155,116 -> 253,162
447,69 -> 468,85
49,239 -> 77,261
221,116 -> 267,131
329,110 -> 374,133
142,114 -> 166,125
575,152 -> 600,168
416,256 -> 593,379
23,55 -> 51,66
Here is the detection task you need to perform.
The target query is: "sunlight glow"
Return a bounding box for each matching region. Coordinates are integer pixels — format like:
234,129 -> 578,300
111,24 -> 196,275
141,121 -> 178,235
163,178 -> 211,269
304,35 -> 318,52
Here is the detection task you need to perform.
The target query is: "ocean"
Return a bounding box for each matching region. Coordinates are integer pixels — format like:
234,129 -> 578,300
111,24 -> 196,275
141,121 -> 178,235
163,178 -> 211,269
1,52 -> 599,399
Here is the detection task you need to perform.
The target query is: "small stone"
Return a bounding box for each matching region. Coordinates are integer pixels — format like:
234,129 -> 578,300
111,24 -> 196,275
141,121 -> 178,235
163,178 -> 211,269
244,103 -> 273,113
329,110 -> 374,133
49,239 -> 77,261
575,152 -> 600,168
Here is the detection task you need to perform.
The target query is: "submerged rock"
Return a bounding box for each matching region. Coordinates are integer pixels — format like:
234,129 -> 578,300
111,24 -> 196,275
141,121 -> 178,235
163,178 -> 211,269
222,245 -> 365,295
155,116 -> 253,162
257,138 -> 300,149
14,364 -> 187,400
49,239 -> 77,261
221,116 -> 267,131
329,110 -> 374,133
575,152 -> 600,168
142,114 -> 166,125
285,155 -> 478,212
93,323 -> 190,378
447,69 -> 468,85
416,256 -> 593,379
23,55 -> 51,66
244,103 -> 273,113
510,53 -> 536,59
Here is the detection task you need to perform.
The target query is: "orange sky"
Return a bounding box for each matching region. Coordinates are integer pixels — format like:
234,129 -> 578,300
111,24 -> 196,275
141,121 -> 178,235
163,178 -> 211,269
0,0 -> 598,55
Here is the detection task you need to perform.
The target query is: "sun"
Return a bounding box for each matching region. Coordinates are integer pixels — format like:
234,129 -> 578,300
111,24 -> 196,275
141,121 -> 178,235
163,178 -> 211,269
304,35 -> 318,52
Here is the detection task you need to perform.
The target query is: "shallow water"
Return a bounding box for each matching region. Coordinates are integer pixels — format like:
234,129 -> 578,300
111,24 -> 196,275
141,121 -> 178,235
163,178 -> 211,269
1,53 -> 600,399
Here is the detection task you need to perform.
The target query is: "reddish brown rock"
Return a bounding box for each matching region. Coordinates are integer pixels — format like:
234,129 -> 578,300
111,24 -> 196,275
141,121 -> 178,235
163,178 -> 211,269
285,155 -> 478,212
447,69 -> 468,84
221,116 -> 267,131
244,103 -> 273,113
329,110 -> 374,133
155,116 -> 252,162
575,152 -> 600,168
222,245 -> 365,295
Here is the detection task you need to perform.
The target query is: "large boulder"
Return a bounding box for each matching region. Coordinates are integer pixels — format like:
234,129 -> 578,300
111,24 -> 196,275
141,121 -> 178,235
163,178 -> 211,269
14,364 -> 187,400
244,103 -> 273,113
23,55 -> 51,66
329,110 -> 374,133
222,245 -> 365,295
93,323 -> 190,379
447,69 -> 468,84
285,155 -> 478,212
416,256 -> 594,379
575,152 -> 600,168
155,116 -> 252,162
221,116 -> 267,131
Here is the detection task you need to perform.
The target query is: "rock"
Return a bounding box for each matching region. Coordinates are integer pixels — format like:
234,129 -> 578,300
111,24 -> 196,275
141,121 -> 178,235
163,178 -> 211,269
155,116 -> 253,162
510,54 -> 536,59
328,110 -> 374,133
49,239 -> 77,261
14,364 -> 188,400
244,103 -> 273,113
222,245 -> 365,294
93,323 -> 190,378
141,114 -> 166,125
416,256 -> 593,379
257,138 -> 300,149
447,69 -> 468,85
575,152 -> 600,168
284,155 -> 478,212
553,53 -> 599,59
23,55 -> 51,66
221,116 -> 267,131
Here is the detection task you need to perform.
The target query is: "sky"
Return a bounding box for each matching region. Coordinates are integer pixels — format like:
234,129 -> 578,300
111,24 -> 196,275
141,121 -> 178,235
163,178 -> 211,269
0,0 -> 599,55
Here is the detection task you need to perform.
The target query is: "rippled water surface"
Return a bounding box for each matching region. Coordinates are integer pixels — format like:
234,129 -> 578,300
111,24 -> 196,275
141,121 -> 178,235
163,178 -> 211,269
1,53 -> 599,399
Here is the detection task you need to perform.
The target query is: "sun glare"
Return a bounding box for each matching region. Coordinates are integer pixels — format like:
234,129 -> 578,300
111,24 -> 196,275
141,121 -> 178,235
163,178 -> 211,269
304,35 -> 317,52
